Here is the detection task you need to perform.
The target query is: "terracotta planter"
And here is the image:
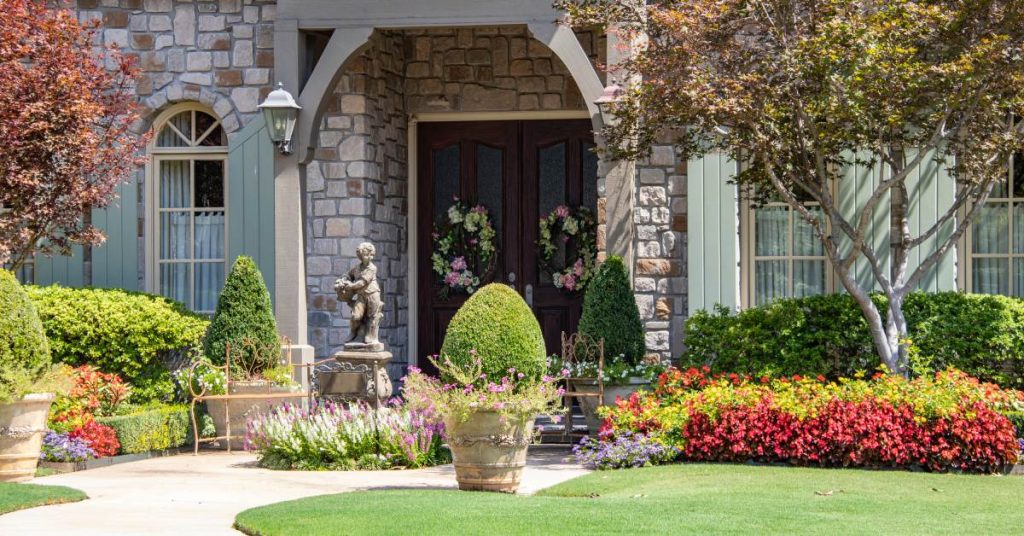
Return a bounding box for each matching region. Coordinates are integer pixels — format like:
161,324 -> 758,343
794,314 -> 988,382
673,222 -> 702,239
572,377 -> 650,433
0,393 -> 55,482
445,411 -> 535,493
207,382 -> 304,450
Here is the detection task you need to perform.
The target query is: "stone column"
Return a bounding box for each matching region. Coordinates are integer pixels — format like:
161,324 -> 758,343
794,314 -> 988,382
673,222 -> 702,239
602,26 -> 637,273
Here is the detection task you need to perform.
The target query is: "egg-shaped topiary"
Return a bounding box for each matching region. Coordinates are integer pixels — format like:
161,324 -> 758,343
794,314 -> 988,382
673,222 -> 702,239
203,256 -> 279,377
439,283 -> 546,382
0,270 -> 52,402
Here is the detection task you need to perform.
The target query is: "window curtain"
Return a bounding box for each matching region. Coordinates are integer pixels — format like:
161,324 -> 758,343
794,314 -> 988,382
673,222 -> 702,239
194,211 -> 225,313
972,203 -> 1010,295
754,205 -> 826,305
159,161 -> 190,306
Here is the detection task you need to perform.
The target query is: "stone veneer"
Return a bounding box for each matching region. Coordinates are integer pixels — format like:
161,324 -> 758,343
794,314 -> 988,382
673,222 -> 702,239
634,141 -> 687,361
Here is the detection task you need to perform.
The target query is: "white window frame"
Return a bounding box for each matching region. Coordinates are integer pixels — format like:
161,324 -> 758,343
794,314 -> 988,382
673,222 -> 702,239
740,191 -> 834,307
145,104 -> 229,314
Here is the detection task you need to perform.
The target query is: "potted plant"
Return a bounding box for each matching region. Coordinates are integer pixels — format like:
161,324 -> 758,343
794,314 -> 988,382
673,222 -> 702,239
0,270 -> 70,482
198,257 -> 300,449
404,284 -> 564,493
568,256 -> 659,430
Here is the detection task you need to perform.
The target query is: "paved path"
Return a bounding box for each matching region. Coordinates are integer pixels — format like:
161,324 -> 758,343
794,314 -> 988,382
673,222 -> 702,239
0,446 -> 587,535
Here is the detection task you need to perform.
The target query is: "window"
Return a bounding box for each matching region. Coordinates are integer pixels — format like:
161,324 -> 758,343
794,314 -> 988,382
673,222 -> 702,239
742,190 -> 831,306
148,106 -> 227,314
966,150 -> 1024,296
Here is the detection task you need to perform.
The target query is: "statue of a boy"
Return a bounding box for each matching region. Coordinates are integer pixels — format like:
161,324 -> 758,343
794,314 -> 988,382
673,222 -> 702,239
334,242 -> 384,350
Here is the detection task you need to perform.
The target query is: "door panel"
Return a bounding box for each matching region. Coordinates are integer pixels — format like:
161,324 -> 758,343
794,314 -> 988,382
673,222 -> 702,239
418,120 -> 596,368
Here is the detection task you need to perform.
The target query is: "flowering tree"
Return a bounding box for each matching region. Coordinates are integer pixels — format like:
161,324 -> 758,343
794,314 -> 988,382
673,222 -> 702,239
0,0 -> 145,270
560,0 -> 1024,375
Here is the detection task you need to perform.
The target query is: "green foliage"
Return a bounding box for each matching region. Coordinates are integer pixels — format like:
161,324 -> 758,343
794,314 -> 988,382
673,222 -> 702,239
578,256 -> 645,364
439,283 -> 546,382
27,285 -> 208,403
682,292 -> 1024,387
95,404 -> 191,454
1006,412 -> 1024,439
203,256 -> 279,378
0,270 -> 52,402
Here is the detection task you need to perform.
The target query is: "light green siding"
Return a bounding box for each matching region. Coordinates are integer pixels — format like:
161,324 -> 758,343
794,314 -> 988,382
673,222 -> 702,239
837,153 -> 890,291
227,116 -> 276,299
904,150 -> 957,291
34,245 -> 84,288
90,179 -> 140,290
687,152 -> 740,314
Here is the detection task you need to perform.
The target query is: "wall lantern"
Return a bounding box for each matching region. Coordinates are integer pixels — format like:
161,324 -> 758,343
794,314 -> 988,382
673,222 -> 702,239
258,82 -> 302,155
593,80 -> 624,115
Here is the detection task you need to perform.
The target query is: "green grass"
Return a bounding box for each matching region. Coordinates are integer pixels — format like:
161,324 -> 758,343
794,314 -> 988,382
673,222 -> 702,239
235,463 -> 1024,535
0,481 -> 86,515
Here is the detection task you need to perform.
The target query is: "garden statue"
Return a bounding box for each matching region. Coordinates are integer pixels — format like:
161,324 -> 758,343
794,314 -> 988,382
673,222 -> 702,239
334,241 -> 385,352
331,241 -> 393,400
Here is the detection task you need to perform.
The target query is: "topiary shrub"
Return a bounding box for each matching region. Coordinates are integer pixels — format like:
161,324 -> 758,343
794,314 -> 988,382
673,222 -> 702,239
578,256 -> 645,364
203,256 -> 279,378
682,292 -> 1024,387
95,404 -> 191,454
0,270 -> 53,402
440,283 -> 546,382
27,285 -> 209,403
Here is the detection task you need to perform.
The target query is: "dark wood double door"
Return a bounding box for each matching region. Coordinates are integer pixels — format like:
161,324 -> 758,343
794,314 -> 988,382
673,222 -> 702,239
417,120 -> 598,368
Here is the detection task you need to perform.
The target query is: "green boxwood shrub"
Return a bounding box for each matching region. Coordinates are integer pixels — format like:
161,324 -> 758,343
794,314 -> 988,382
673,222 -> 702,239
682,292 -> 1024,387
578,256 -> 645,364
95,405 -> 191,454
0,270 -> 53,402
203,256 -> 279,377
27,286 -> 209,403
440,283 -> 546,381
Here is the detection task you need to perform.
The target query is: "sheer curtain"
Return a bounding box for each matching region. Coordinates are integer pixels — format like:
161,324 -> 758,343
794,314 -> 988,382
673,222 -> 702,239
194,211 -> 225,313
754,206 -> 788,305
160,161 -> 190,306
972,203 -> 1010,295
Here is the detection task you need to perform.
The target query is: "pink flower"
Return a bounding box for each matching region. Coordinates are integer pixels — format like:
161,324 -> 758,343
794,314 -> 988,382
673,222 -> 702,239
573,258 -> 584,277
444,271 -> 461,287
450,256 -> 468,271
472,205 -> 487,215
555,205 -> 570,218
563,274 -> 576,291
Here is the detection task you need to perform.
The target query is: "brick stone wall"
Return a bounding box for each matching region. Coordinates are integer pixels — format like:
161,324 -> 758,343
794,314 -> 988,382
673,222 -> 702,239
305,31 -> 409,366
634,142 -> 687,362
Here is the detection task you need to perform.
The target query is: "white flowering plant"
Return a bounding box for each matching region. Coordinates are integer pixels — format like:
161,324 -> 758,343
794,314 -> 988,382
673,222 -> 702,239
547,353 -> 665,386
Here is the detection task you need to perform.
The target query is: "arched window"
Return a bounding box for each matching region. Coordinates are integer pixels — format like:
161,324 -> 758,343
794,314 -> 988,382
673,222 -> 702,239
147,105 -> 228,314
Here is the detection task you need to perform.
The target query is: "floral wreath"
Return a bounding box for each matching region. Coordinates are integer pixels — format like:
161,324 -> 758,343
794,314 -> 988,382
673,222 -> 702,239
431,198 -> 497,297
537,205 -> 597,292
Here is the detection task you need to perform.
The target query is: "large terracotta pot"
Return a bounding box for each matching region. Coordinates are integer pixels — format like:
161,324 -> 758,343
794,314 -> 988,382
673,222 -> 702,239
572,377 -> 650,433
0,393 -> 55,482
445,411 -> 535,493
206,382 -> 304,450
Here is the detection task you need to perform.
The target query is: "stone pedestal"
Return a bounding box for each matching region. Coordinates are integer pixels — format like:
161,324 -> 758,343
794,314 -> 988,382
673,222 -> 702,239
330,349 -> 393,401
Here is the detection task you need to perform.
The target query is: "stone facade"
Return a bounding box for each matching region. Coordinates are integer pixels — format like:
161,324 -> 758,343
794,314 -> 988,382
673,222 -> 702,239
634,142 -> 688,361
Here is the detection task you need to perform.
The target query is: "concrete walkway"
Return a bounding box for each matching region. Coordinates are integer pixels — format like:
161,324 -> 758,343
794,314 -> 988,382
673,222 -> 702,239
0,446 -> 587,536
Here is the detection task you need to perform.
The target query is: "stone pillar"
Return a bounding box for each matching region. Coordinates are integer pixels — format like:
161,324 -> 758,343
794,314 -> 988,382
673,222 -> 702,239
602,26 -> 637,273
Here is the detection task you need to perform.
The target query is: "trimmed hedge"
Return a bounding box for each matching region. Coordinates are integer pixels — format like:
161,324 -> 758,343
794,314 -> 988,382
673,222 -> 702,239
95,405 -> 191,455
578,256 -> 645,364
27,286 -> 209,403
0,270 -> 52,402
203,256 -> 279,376
440,283 -> 546,382
683,292 -> 1024,387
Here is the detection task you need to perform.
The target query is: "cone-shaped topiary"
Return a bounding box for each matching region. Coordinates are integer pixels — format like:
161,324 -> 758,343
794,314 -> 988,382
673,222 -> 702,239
440,283 -> 546,382
203,256 -> 279,377
578,256 -> 645,364
0,270 -> 52,402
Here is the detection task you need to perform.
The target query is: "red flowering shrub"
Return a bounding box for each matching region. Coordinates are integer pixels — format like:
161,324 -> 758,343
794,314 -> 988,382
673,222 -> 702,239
69,421 -> 120,458
602,368 -> 1022,473
48,365 -> 131,433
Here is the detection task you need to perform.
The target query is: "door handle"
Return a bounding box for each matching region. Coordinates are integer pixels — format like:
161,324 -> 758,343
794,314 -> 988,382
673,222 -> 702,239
525,284 -> 534,307
507,271 -> 516,283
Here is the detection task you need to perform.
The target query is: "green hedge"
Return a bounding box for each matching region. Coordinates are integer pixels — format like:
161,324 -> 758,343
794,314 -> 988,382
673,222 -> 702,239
96,405 -> 192,455
683,292 -> 1024,388
0,271 -> 52,402
27,286 -> 209,403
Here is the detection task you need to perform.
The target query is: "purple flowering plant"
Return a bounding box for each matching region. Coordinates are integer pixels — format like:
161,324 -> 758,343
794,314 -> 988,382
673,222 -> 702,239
40,430 -> 95,463
573,431 -> 679,470
402,354 -> 567,427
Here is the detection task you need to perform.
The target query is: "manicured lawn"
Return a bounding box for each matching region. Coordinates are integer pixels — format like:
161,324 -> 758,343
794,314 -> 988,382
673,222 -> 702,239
0,481 -> 86,515
235,463 -> 1024,535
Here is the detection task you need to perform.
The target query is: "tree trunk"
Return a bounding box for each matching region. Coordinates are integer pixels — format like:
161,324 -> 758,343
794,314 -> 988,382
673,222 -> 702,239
844,288 -> 906,376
